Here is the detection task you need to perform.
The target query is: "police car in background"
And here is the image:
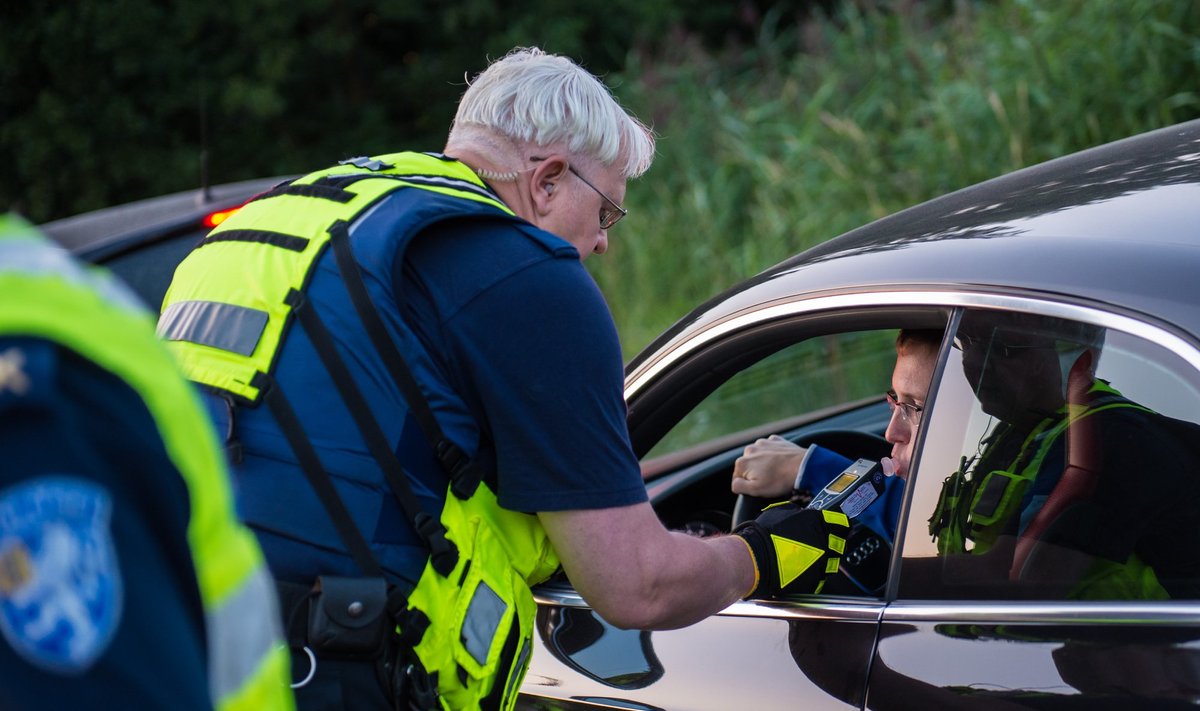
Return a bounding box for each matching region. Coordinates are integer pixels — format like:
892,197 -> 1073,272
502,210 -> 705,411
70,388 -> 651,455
42,176 -> 287,309
48,120 -> 1200,709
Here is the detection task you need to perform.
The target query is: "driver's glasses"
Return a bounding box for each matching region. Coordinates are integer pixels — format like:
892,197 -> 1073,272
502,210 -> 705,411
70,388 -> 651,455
885,390 -> 924,425
569,166 -> 627,229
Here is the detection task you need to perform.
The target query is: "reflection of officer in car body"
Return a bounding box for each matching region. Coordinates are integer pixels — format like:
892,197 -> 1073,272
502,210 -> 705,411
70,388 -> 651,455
934,313 -> 1096,561
935,312 -> 1200,600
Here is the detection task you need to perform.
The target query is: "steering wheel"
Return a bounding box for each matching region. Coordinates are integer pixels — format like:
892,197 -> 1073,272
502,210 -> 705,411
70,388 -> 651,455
730,429 -> 891,529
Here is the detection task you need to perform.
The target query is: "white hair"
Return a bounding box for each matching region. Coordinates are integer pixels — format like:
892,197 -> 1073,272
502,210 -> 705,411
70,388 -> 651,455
449,47 -> 655,178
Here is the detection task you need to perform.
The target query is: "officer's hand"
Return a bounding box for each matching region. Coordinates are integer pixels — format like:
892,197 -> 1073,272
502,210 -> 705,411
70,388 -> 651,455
732,435 -> 807,498
733,503 -> 850,599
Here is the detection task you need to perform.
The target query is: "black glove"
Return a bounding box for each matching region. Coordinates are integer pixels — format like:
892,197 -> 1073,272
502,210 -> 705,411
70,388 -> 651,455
734,503 -> 850,599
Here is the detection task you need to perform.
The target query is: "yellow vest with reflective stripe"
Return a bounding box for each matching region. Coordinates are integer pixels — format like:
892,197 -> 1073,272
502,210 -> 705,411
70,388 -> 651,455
158,155 -> 561,709
0,215 -> 293,711
161,153 -> 513,403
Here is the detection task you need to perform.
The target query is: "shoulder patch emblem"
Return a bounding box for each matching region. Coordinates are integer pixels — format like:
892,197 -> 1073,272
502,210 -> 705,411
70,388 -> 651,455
0,347 -> 31,397
0,477 -> 123,674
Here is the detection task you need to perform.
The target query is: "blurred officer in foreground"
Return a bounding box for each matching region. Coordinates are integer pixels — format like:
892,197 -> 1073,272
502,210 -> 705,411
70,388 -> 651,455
158,46 -> 841,710
0,214 -> 293,710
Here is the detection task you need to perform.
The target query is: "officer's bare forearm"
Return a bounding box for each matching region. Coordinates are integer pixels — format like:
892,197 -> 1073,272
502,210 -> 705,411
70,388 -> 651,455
540,504 -> 755,630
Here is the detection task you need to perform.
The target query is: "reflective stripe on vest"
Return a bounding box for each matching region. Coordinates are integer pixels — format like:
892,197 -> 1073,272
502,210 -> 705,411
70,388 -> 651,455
159,301 -> 270,356
207,565 -> 290,708
0,221 -> 293,711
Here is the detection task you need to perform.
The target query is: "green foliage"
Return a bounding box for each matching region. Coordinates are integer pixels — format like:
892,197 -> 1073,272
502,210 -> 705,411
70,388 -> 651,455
1,0 -> 791,221
595,0 -> 1200,358
650,330 -> 897,458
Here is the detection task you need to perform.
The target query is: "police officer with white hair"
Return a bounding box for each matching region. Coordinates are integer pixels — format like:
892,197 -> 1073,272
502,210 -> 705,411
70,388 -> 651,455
159,47 -> 843,710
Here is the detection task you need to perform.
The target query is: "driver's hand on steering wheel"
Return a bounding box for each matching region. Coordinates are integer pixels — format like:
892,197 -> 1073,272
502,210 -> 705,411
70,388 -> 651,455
732,434 -> 808,498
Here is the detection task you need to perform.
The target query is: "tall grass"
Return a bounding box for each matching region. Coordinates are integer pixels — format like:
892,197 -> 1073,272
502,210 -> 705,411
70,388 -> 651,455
596,0 -> 1200,360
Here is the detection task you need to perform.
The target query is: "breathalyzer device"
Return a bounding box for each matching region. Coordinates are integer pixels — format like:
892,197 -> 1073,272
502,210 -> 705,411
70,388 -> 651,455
806,458 -> 886,519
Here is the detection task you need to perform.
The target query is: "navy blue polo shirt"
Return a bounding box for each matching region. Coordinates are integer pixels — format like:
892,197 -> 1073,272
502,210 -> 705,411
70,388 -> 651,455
398,215 -> 648,514
234,198 -> 648,586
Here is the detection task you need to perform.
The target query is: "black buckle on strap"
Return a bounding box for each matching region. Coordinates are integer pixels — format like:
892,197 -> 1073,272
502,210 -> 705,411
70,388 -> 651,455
393,606 -> 431,648
414,512 -> 458,577
339,156 -> 395,172
436,440 -> 481,499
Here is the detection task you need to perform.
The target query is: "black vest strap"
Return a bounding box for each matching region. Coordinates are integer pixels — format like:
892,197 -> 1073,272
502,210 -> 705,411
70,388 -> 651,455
328,220 -> 483,500
285,287 -> 459,577
481,620 -> 522,710
256,371 -> 383,577
252,181 -> 357,204
200,229 -> 310,252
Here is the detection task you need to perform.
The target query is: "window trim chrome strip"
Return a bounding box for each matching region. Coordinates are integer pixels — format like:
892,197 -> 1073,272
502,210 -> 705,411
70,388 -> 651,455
881,599 -> 1200,624
533,585 -> 886,622
534,583 -> 1200,625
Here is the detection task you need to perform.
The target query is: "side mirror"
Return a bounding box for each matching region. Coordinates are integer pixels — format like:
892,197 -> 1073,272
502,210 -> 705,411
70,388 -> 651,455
538,607 -> 664,690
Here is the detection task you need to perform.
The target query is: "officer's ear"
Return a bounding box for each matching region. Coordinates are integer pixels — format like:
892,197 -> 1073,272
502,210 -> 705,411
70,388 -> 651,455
530,156 -> 569,216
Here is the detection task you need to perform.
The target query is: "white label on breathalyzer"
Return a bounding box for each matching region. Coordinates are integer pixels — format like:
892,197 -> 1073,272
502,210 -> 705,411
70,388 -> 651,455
840,483 -> 879,519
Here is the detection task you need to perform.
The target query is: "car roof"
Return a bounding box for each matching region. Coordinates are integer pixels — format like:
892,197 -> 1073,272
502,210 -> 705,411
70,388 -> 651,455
637,119 -> 1200,364
40,176 -> 288,255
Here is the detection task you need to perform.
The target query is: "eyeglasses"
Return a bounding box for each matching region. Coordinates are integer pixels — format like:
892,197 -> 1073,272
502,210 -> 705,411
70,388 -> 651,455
568,166 -> 628,230
885,390 -> 924,425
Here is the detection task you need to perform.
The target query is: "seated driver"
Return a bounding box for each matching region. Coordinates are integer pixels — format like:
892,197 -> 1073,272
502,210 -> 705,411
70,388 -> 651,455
731,329 -> 941,593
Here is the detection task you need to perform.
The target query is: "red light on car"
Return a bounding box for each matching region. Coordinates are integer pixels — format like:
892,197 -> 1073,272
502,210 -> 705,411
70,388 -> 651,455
203,207 -> 241,228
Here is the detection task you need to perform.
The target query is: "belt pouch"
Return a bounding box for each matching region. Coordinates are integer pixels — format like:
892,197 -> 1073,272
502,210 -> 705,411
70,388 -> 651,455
307,576 -> 390,656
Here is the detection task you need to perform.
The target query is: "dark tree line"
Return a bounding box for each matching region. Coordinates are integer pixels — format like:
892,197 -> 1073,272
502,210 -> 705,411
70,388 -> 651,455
2,0 -> 844,223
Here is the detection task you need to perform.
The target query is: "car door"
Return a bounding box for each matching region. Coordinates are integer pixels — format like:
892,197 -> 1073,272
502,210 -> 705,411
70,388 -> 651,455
520,303 -> 954,710
872,298 -> 1200,709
